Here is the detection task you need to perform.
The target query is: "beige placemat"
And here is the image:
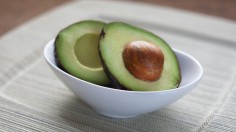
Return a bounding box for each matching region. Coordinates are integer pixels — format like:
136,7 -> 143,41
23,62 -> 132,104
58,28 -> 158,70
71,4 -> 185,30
1,0 -> 236,131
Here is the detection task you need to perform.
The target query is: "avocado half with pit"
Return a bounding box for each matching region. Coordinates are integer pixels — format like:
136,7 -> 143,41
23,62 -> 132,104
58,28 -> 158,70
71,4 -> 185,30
99,22 -> 181,91
55,20 -> 110,85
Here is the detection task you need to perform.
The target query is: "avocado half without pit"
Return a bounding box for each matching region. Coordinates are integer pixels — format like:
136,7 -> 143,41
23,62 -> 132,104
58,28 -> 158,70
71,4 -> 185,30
55,20 -> 110,85
99,22 -> 181,91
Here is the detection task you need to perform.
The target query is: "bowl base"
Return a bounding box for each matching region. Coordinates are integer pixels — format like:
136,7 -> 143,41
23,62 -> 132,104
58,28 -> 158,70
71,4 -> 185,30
97,111 -> 138,118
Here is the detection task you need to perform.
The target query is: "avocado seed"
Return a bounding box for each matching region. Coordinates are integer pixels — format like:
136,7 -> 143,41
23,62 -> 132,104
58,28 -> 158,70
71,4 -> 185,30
123,41 -> 164,81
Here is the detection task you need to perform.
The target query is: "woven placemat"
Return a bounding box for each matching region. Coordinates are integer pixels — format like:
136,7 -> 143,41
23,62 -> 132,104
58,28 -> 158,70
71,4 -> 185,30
0,1 -> 236,131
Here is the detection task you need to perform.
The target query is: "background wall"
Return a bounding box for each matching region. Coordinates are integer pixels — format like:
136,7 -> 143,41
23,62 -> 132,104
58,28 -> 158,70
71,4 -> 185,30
0,0 -> 235,36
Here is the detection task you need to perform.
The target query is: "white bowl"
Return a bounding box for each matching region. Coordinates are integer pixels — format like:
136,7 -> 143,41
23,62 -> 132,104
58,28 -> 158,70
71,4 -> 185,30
44,39 -> 203,118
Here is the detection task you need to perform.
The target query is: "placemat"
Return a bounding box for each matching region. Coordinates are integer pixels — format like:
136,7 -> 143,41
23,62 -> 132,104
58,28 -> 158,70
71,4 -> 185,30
0,1 -> 236,131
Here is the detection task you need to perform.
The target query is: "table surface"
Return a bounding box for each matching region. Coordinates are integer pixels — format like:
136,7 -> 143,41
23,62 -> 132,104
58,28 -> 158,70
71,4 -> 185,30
0,0 -> 236,36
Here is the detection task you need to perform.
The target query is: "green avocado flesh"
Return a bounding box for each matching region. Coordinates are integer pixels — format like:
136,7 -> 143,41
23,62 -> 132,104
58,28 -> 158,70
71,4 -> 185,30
99,22 -> 181,91
55,20 -> 110,85
74,34 -> 101,68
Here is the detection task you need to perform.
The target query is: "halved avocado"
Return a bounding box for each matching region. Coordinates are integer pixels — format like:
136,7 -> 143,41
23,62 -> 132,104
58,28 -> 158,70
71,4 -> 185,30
55,20 -> 110,85
99,22 -> 181,91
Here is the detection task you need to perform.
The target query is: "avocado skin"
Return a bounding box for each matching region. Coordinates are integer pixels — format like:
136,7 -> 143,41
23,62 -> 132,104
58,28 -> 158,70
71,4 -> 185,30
99,22 -> 181,91
54,35 -> 66,71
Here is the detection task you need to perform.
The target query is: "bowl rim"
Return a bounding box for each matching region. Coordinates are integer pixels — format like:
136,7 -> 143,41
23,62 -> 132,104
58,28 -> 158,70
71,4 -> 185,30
44,39 -> 203,94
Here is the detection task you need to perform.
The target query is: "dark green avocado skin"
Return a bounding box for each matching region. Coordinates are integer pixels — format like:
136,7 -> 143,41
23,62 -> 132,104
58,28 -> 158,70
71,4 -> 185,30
54,35 -> 65,71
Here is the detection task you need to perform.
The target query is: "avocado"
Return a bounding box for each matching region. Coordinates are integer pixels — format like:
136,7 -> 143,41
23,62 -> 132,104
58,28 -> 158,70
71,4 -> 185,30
55,20 -> 110,85
99,22 -> 181,91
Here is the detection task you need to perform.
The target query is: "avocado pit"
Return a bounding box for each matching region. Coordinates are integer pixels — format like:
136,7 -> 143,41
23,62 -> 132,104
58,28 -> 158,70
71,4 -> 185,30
122,41 -> 164,81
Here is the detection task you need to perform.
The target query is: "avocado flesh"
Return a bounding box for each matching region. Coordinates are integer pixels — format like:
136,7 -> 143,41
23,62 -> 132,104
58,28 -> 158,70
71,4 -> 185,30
99,22 -> 181,91
74,33 -> 101,68
55,20 -> 110,85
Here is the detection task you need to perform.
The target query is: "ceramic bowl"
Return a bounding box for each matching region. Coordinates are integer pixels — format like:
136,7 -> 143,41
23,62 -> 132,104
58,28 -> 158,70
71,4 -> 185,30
44,39 -> 203,118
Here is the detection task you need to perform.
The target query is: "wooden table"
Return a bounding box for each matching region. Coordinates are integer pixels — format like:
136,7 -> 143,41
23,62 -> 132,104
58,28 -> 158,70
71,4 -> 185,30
0,0 -> 235,36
